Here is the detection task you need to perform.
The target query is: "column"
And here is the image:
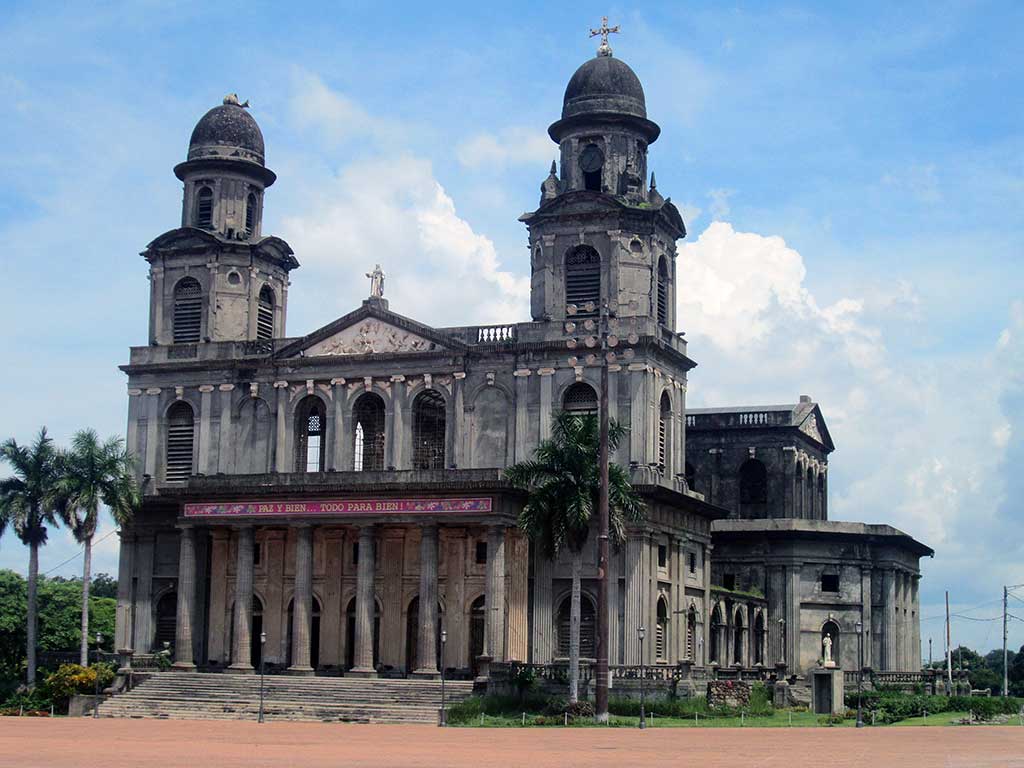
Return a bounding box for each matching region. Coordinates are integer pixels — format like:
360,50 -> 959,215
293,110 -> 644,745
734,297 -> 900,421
350,526 -> 377,676
197,385 -> 214,474
414,524 -> 440,676
126,390 -> 143,481
912,576 -> 921,671
882,569 -> 896,671
132,533 -> 155,652
785,566 -> 800,671
274,381 -> 288,472
114,531 -> 135,653
217,384 -> 234,474
390,377 -> 406,469
263,529 -> 286,664
207,529 -> 229,662
173,525 -> 197,670
767,565 -> 786,667
628,365 -> 646,467
673,536 -> 686,663
782,446 -> 797,518
538,368 -> 554,441
860,567 -> 873,669
288,524 -> 315,674
443,530 -> 466,669
702,543 -> 713,665
484,525 -> 506,661
228,526 -> 255,672
453,373 -> 467,467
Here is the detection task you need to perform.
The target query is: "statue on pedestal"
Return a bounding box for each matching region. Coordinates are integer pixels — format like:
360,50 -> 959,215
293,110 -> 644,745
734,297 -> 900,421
366,264 -> 385,298
823,633 -> 836,668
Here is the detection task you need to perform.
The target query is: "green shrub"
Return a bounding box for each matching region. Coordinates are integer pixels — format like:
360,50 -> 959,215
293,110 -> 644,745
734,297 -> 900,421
42,663 -> 114,712
1,686 -> 53,714
747,683 -> 773,715
847,690 -> 1024,724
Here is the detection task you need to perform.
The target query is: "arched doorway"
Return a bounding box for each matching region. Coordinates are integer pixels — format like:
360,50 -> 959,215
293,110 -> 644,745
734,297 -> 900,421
286,595 -> 322,669
733,609 -> 745,666
709,604 -> 722,664
686,606 -> 698,661
754,612 -> 766,665
405,596 -> 443,674
655,597 -> 669,662
469,595 -> 486,675
228,595 -> 263,667
345,596 -> 380,670
556,594 -> 596,659
154,592 -> 177,651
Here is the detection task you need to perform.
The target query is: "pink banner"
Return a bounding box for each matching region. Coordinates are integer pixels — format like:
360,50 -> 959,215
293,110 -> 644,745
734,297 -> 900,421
183,497 -> 493,518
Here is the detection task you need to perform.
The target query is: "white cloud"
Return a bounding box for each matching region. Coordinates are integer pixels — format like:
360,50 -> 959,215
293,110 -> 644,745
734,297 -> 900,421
288,71 -> 401,147
456,127 -> 553,171
707,188 -> 734,220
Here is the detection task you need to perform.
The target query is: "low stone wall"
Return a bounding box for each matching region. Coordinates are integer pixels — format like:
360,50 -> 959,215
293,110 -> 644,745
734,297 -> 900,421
68,694 -> 104,717
706,680 -> 752,709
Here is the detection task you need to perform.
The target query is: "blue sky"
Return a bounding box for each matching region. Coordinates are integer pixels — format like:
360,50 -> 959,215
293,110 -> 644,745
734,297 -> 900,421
1,1 -> 1022,655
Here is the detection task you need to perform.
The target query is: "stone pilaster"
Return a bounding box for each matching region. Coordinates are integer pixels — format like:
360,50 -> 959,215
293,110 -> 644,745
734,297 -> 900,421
785,565 -> 799,670
207,528 -> 229,662
132,533 -> 155,652
228,526 -> 255,672
623,533 -> 644,664
484,525 -> 506,661
443,530 -> 466,669
391,377 -> 406,469
350,526 -> 377,676
531,547 -> 554,664
860,567 -> 873,668
882,568 -> 896,671
288,524 -> 314,674
768,565 -> 786,666
263,528 -> 285,664
414,525 -> 440,676
538,368 -> 555,441
114,531 -> 135,653
320,528 -> 345,666
274,381 -> 288,472
217,385 -> 234,474
506,528 -> 529,662
703,543 -> 713,665
330,379 -> 346,471
144,389 -> 160,478
453,373 -> 467,467
513,369 -> 530,462
173,525 -> 197,670
380,531 -> 404,667
197,385 -> 214,474
125,390 -> 143,482
673,536 -> 687,663
911,575 -> 921,671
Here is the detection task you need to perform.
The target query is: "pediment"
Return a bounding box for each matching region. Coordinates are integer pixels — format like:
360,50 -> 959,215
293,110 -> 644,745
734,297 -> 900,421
276,301 -> 465,360
145,227 -> 221,253
795,404 -> 835,452
306,318 -> 439,356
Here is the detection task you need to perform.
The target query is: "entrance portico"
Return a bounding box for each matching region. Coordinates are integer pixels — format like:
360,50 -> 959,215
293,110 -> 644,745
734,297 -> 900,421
145,473 -> 526,678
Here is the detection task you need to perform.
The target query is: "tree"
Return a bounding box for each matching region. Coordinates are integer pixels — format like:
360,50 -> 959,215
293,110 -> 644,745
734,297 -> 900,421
0,429 -> 64,685
505,411 -> 643,703
55,430 -> 138,665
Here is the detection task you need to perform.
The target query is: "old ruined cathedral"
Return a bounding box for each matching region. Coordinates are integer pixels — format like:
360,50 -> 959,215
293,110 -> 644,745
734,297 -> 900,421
113,34 -> 932,703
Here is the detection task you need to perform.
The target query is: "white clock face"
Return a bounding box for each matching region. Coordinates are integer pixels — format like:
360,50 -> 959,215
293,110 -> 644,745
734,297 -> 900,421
579,144 -> 604,174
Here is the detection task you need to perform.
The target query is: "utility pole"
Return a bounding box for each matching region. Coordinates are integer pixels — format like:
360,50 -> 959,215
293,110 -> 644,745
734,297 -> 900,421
1004,585 -> 1009,698
928,637 -> 932,667
945,591 -> 953,691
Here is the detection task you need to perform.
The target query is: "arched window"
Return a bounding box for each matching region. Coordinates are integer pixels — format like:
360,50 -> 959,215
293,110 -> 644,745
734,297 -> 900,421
287,595 -> 322,669
655,597 -> 669,662
353,392 -> 385,472
754,612 -> 766,666
557,594 -> 596,659
412,389 -> 446,470
562,382 -> 597,415
657,256 -> 669,327
565,246 -> 601,315
739,459 -> 768,514
686,606 -> 697,660
658,391 -> 671,471
579,143 -> 604,191
295,396 -> 326,472
256,285 -> 274,340
195,186 -> 213,229
684,461 -> 696,492
733,609 -> 745,666
165,401 -> 195,482
709,604 -> 722,664
245,192 -> 257,237
345,596 -> 380,670
172,277 -> 203,343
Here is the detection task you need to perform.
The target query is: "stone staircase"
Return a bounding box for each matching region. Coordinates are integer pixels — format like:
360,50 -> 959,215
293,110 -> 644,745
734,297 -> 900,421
97,672 -> 475,724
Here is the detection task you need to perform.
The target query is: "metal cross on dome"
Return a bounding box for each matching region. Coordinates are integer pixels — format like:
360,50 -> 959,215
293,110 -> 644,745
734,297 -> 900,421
590,16 -> 620,57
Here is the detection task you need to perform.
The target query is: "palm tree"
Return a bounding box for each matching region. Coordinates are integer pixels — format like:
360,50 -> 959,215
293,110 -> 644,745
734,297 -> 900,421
56,430 -> 139,665
505,410 -> 642,703
0,428 -> 64,685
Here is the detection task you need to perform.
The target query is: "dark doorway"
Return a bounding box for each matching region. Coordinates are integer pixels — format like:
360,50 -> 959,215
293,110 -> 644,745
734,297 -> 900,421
251,596 -> 263,668
469,595 -> 486,675
154,592 -> 177,651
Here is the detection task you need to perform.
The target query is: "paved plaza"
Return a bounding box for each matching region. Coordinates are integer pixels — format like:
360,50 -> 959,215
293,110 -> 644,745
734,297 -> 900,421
2,720 -> 1022,768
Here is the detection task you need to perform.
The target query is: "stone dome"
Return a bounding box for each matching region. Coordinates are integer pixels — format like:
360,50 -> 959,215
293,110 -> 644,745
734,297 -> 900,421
561,55 -> 647,122
187,95 -> 265,166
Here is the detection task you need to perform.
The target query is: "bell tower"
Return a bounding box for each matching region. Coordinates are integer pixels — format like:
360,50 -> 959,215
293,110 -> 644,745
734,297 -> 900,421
143,94 -> 298,346
521,28 -> 685,334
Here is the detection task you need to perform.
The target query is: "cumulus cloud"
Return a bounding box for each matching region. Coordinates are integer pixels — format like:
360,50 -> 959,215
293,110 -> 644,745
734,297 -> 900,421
288,71 -> 402,147
456,127 -> 553,171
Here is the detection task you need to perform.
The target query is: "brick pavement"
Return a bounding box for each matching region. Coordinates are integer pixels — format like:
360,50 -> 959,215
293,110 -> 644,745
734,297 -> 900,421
2,720 -> 1023,768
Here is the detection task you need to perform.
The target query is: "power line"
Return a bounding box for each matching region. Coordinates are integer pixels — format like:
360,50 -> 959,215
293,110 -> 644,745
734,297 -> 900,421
41,528 -> 118,577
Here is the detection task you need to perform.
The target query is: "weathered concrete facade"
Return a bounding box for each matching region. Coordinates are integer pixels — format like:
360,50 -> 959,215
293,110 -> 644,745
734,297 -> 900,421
114,45 -> 930,686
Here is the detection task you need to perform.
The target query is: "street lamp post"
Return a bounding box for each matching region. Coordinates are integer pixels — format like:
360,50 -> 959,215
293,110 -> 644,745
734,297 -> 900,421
638,625 -> 647,730
564,301 -> 638,723
855,620 -> 864,728
258,631 -> 266,723
93,632 -> 102,719
439,629 -> 448,727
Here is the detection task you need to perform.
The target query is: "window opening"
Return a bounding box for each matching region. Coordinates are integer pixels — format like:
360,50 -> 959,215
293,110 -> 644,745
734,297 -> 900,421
257,285 -> 274,340
352,393 -> 385,472
562,382 -> 598,415
295,396 -> 326,472
475,541 -> 487,565
821,574 -> 840,593
657,544 -> 667,569
557,596 -> 596,658
657,256 -> 669,326
656,598 -> 669,662
658,392 -> 671,470
245,192 -> 257,236
722,573 -> 736,591
172,277 -> 202,343
565,246 -> 601,315
412,389 -> 446,470
165,401 -> 194,482
195,186 -> 213,229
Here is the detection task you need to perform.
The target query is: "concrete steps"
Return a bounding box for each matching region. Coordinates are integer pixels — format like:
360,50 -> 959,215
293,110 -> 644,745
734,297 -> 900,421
97,672 -> 474,724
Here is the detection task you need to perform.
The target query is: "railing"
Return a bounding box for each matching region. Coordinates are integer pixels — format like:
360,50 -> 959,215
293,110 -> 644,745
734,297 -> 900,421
494,661 -> 768,685
474,324 -> 518,344
686,410 -> 791,429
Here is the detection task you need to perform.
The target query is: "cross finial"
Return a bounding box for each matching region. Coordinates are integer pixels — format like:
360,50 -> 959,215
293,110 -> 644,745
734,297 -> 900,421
589,16 -> 620,57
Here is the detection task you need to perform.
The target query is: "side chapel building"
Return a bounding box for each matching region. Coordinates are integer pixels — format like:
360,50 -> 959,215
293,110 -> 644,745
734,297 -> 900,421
114,40 -> 931,683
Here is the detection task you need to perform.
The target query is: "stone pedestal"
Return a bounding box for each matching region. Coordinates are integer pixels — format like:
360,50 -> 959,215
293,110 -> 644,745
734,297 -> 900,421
810,667 -> 844,715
